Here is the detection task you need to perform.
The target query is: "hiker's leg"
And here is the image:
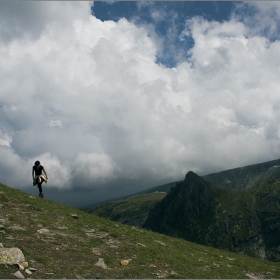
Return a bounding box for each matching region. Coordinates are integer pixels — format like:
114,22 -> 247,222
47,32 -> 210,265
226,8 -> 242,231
38,183 -> 43,194
38,183 -> 44,198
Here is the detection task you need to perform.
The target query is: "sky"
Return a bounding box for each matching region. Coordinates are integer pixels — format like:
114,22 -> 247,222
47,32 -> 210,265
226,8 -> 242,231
1,1 -> 280,207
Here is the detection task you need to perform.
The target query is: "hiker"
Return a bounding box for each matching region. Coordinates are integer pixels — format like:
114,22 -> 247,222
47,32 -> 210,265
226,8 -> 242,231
32,160 -> 48,198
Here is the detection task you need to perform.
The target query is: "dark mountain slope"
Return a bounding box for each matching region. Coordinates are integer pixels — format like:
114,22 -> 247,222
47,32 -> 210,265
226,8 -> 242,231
143,171 -> 217,243
143,171 -> 280,261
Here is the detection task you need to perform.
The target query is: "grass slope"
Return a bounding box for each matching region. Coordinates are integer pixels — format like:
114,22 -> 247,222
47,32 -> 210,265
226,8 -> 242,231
87,192 -> 166,226
1,183 -> 280,279
81,182 -> 176,210
203,159 -> 280,189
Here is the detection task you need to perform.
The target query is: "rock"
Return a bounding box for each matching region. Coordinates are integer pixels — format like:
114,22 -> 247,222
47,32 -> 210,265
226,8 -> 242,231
154,240 -> 166,246
245,273 -> 258,279
92,232 -> 109,239
70,214 -> 79,219
0,219 -> 6,224
18,264 -> 25,270
20,261 -> 28,268
37,228 -> 50,234
0,243 -> 3,248
28,268 -> 37,272
0,247 -> 25,265
84,229 -> 95,233
95,258 -> 107,269
137,242 -> 146,247
25,269 -> 32,275
57,226 -> 68,230
92,248 -> 101,255
13,270 -> 25,279
8,226 -> 26,231
153,272 -> 168,279
121,260 -> 129,266
0,224 -> 5,230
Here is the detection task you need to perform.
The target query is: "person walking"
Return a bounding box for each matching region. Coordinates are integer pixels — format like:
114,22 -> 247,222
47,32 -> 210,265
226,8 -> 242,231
32,160 -> 48,198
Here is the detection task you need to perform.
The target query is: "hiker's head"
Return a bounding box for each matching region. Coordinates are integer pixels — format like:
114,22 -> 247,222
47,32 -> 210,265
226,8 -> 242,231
35,160 -> 40,167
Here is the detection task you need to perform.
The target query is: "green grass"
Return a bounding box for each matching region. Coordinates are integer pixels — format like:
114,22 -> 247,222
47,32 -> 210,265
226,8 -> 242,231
1,182 -> 280,279
88,192 -> 166,226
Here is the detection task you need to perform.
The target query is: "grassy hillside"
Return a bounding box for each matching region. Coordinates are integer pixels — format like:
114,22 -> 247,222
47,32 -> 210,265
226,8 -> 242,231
134,182 -> 177,196
203,159 -> 280,189
81,181 -> 176,210
1,182 -> 280,279
86,192 -> 166,226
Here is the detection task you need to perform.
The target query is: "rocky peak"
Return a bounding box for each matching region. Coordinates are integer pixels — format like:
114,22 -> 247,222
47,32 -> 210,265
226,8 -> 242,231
143,171 -> 216,242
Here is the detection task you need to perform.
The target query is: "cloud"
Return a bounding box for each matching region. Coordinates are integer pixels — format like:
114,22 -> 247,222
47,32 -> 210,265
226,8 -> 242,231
1,2 -> 280,198
232,2 -> 280,40
73,152 -> 117,185
49,120 -> 62,128
0,1 -> 92,42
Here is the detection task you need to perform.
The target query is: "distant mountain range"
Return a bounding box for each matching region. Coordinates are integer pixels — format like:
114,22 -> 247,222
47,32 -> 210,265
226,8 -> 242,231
86,158 -> 280,261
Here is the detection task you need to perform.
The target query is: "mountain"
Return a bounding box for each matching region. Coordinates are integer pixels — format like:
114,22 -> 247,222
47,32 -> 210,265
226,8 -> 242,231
2,183 -> 280,279
83,158 -> 280,211
143,171 -> 280,262
202,158 -> 280,189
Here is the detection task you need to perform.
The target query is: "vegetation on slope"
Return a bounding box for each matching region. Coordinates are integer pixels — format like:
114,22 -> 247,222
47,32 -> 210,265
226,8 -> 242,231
1,183 -> 280,279
86,192 -> 166,226
203,159 -> 280,189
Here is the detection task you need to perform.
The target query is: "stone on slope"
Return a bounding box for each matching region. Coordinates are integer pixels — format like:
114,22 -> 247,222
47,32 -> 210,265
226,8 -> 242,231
121,260 -> 129,266
20,261 -> 28,268
70,213 -> 79,219
0,247 -> 25,265
8,225 -> 26,231
25,269 -> 32,275
95,258 -> 108,269
13,270 -> 25,279
18,263 -> 25,270
37,228 -> 50,234
28,267 -> 37,272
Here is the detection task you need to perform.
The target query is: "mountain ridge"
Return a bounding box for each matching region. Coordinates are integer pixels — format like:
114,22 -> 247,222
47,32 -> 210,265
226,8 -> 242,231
86,159 -> 280,262
143,170 -> 280,261
82,158 -> 280,210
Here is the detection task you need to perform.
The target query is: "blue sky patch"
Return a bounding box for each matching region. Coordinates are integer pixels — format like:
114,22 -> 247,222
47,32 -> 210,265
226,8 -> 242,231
91,1 -> 239,67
